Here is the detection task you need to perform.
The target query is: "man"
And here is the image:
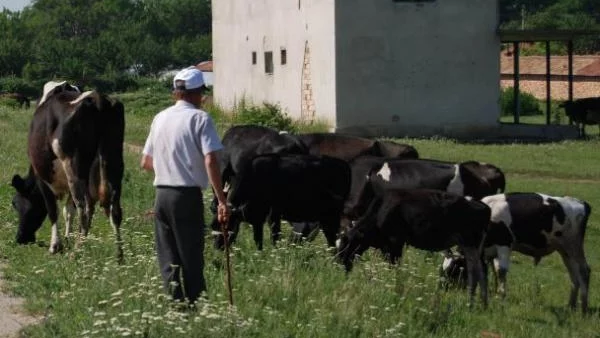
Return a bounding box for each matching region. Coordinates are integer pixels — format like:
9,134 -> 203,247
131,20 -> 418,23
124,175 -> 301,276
141,66 -> 230,304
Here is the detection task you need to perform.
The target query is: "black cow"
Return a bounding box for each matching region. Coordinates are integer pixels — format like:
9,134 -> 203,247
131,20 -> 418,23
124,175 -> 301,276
295,133 -> 418,161
343,157 -> 505,226
560,97 -> 600,137
443,193 -> 592,312
210,125 -> 308,249
0,92 -> 31,109
225,153 -> 351,249
288,134 -> 418,241
336,189 -> 490,307
11,81 -> 125,259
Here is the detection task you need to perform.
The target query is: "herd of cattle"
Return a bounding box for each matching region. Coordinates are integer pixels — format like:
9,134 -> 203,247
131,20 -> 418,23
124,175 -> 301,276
8,82 -> 593,313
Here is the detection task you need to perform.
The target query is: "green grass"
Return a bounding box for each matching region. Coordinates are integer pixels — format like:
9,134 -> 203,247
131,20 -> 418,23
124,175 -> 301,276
2,94 -> 600,337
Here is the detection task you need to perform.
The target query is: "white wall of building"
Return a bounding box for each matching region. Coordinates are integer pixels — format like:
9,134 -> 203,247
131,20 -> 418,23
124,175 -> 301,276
335,0 -> 500,137
212,0 -> 337,124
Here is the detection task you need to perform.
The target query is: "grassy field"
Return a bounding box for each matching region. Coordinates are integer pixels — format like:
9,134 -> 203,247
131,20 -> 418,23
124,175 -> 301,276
1,91 -> 600,337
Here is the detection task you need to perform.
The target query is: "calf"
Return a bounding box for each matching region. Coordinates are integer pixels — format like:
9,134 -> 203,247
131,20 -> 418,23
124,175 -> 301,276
225,153 -> 351,249
336,188 -> 490,307
560,97 -> 600,137
12,81 -> 125,259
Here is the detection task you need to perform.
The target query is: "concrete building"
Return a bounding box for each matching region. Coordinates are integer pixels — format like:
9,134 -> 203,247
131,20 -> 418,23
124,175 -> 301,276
212,0 -> 507,138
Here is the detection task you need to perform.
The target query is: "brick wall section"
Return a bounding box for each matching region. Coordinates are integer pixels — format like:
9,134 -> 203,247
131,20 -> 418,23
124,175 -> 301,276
301,41 -> 316,121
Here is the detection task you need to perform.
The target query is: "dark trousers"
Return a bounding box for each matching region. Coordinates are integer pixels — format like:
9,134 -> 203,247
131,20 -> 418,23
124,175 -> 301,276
154,186 -> 206,303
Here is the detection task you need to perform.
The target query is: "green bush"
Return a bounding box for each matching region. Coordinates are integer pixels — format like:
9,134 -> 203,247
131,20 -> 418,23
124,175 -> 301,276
233,101 -> 297,133
500,87 -> 543,116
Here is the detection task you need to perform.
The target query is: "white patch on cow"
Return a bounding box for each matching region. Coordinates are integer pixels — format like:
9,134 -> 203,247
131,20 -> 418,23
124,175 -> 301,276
537,193 -> 587,244
63,202 -> 76,237
335,238 -> 341,249
447,165 -> 464,195
69,91 -> 101,110
376,162 -> 392,182
279,130 -> 289,135
481,194 -> 513,227
493,246 -> 511,272
51,138 -> 65,159
223,182 -> 230,193
38,81 -> 67,107
49,222 -> 61,254
442,256 -> 454,271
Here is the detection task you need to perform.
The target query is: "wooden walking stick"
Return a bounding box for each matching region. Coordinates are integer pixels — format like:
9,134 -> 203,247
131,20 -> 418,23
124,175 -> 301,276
219,217 -> 234,306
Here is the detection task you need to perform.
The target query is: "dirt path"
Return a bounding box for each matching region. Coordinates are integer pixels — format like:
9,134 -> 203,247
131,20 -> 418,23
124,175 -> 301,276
0,264 -> 40,338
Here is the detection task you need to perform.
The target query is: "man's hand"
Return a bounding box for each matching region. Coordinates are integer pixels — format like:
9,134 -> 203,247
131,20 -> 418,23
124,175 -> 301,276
217,202 -> 231,225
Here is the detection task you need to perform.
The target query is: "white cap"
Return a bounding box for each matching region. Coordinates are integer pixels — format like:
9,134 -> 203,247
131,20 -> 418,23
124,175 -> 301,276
173,66 -> 205,90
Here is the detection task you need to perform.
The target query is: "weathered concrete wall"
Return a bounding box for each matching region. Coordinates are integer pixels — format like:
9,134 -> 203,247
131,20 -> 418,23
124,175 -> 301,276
212,0 -> 336,124
335,0 -> 501,137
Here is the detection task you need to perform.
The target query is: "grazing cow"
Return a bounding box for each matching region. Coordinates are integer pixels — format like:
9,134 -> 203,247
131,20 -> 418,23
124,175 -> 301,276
343,157 -> 505,224
225,153 -> 351,249
0,92 -> 31,109
559,97 -> 600,137
210,125 -> 308,249
336,189 -> 490,307
11,81 -> 125,258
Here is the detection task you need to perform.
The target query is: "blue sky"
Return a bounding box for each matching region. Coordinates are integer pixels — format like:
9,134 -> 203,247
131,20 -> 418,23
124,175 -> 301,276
0,0 -> 31,12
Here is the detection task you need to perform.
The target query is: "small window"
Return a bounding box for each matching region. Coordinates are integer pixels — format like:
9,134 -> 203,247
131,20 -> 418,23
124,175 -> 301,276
281,49 -> 287,65
264,51 -> 273,74
252,52 -> 257,65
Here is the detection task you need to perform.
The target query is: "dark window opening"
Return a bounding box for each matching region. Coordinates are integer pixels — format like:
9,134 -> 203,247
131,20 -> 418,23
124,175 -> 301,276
281,49 -> 287,65
252,51 -> 257,65
265,51 -> 273,74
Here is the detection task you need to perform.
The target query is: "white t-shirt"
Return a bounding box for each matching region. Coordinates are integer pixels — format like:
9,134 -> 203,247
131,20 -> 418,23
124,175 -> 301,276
142,100 -> 223,188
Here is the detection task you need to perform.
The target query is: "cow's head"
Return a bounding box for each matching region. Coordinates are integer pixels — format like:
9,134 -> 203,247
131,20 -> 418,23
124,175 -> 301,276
460,161 -> 506,199
10,173 -> 47,244
438,249 -> 468,290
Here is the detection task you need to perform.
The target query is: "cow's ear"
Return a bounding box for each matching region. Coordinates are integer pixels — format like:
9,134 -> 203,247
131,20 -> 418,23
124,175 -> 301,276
11,174 -> 25,192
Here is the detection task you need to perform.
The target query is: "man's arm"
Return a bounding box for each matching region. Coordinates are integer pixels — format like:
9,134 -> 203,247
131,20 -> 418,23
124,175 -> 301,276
205,151 -> 226,204
205,151 -> 230,224
140,154 -> 154,172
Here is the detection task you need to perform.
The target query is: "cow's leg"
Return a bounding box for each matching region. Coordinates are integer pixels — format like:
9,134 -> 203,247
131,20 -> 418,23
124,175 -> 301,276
493,246 -> 511,298
267,209 -> 281,247
110,197 -> 124,263
63,196 -> 76,238
463,246 -> 488,309
38,181 -> 62,253
252,221 -> 264,251
558,248 -> 590,313
321,217 -> 341,249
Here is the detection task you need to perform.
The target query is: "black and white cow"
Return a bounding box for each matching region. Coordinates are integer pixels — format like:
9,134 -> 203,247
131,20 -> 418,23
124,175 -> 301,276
343,157 -> 505,225
210,125 -> 308,249
487,193 -> 590,312
336,188 -> 491,307
226,153 -> 351,249
11,81 -> 125,259
441,193 -> 592,312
